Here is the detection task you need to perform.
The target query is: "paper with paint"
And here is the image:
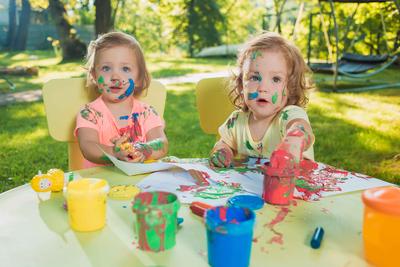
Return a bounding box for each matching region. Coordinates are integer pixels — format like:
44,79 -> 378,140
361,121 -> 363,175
136,169 -> 256,205
102,149 -> 219,176
210,161 -> 395,201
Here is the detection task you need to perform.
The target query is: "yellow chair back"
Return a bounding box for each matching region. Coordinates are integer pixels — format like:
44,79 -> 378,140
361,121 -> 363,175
195,77 -> 235,136
42,77 -> 166,170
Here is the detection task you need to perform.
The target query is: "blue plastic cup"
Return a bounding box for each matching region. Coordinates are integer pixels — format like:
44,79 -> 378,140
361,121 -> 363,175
205,206 -> 256,267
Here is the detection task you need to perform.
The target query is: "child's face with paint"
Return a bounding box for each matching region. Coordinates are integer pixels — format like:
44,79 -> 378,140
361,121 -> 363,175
242,50 -> 288,120
92,45 -> 139,103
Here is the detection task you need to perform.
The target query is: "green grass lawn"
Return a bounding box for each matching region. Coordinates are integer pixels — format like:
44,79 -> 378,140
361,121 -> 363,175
0,50 -> 235,93
0,51 -> 399,193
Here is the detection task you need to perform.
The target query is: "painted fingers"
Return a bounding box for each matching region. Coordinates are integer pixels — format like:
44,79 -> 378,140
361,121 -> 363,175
209,148 -> 233,168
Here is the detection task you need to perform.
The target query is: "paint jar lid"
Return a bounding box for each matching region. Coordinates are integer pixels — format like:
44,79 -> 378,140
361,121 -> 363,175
67,178 -> 109,194
362,186 -> 400,216
228,195 -> 264,210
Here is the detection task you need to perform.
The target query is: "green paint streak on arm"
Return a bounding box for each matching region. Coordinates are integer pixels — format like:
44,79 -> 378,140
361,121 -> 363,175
272,91 -> 278,104
147,139 -> 164,151
100,154 -> 111,162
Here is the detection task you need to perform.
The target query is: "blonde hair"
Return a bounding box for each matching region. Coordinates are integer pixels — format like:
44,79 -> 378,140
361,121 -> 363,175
84,31 -> 151,96
230,31 -> 313,111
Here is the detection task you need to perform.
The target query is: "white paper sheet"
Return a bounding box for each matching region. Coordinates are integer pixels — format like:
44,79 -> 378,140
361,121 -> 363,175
103,150 -> 220,177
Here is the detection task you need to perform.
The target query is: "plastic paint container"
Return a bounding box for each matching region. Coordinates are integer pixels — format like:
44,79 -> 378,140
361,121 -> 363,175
66,178 -> 109,232
205,206 -> 255,267
227,195 -> 264,210
262,163 -> 298,205
132,191 -> 180,252
362,186 -> 400,267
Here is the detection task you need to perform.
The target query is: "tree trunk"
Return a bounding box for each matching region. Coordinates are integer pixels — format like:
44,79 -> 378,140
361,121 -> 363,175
95,0 -> 112,36
48,0 -> 87,61
187,0 -> 195,58
12,0 -> 31,50
5,0 -> 17,49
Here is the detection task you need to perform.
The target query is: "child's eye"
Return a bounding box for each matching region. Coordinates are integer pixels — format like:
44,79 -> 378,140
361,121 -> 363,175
250,75 -> 261,82
272,76 -> 282,83
122,66 -> 131,72
101,66 -> 111,72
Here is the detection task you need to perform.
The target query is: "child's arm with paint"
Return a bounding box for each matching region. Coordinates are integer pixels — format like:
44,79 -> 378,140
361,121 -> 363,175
209,111 -> 241,168
270,118 -> 314,171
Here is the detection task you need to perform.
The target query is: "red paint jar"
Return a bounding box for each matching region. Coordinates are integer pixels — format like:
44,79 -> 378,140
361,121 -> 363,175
262,162 -> 299,205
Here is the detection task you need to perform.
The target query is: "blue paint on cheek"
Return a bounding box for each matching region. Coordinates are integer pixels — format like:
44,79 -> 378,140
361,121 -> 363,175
248,92 -> 259,100
118,79 -> 135,100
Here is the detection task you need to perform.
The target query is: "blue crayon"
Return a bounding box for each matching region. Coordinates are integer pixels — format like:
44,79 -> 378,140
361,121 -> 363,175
310,227 -> 324,249
177,217 -> 184,226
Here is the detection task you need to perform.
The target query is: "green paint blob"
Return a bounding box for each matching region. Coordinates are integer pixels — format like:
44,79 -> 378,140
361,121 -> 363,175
281,110 -> 289,121
147,139 -> 164,151
132,192 -> 180,252
245,140 -> 254,150
272,92 -> 278,104
195,184 -> 241,199
251,50 -> 262,60
98,76 -> 105,84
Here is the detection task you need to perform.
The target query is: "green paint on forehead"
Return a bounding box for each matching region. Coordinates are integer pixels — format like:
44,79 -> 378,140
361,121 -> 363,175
272,91 -> 278,104
251,50 -> 262,60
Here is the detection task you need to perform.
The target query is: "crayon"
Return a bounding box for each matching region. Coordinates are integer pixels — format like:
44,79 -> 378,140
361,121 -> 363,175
190,201 -> 214,218
177,217 -> 184,226
310,227 -> 324,249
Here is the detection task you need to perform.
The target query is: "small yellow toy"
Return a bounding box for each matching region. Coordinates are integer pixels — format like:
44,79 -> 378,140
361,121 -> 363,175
31,169 -> 65,192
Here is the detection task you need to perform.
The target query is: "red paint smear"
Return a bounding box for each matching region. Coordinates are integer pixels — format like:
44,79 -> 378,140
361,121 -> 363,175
188,169 -> 210,186
265,207 -> 290,229
219,207 -> 227,221
179,185 -> 200,192
295,161 -> 351,201
268,233 -> 283,245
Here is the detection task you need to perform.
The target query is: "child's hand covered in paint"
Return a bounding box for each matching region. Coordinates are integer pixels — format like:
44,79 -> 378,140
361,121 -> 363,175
111,134 -> 136,162
129,139 -> 166,163
209,148 -> 234,168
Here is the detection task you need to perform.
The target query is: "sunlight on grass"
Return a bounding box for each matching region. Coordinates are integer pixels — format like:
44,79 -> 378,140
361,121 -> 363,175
1,128 -> 49,146
166,82 -> 196,93
309,91 -> 400,132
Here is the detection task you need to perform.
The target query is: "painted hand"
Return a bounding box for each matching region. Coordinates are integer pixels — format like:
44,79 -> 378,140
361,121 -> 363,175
111,134 -> 136,162
209,148 -> 233,168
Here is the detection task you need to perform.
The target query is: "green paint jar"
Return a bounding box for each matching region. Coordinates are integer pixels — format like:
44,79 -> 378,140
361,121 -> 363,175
132,191 -> 180,252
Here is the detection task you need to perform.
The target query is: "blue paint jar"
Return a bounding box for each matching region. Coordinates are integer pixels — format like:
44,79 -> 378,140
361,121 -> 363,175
205,206 -> 256,267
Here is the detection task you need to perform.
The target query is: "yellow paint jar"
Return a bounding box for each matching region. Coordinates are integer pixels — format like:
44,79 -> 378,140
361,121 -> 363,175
362,186 -> 400,267
66,178 -> 109,232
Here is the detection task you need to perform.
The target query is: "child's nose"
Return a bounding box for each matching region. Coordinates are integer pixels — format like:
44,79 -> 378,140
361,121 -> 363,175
257,81 -> 268,93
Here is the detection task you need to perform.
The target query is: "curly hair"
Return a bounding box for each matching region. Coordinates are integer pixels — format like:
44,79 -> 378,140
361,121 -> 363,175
84,31 -> 151,96
230,31 -> 314,111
